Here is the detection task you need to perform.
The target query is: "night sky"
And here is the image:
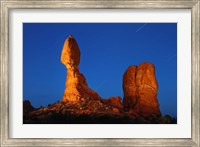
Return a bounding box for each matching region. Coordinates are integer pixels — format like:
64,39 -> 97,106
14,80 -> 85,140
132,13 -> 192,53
23,23 -> 177,117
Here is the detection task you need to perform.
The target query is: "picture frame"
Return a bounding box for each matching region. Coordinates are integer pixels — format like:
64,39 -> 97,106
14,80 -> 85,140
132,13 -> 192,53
0,0 -> 199,146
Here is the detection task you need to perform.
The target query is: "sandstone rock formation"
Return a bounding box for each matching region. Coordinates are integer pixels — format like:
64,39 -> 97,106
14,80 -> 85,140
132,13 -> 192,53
23,100 -> 35,115
61,35 -> 101,102
108,96 -> 123,110
123,62 -> 161,117
123,66 -> 138,109
23,100 -> 34,111
60,35 -> 161,117
23,35 -> 175,124
101,96 -> 123,110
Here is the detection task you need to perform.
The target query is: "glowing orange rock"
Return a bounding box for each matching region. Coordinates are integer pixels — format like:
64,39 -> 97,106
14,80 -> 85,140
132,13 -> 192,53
61,35 -> 80,68
61,35 -> 101,102
123,62 -> 161,117
123,66 -> 138,109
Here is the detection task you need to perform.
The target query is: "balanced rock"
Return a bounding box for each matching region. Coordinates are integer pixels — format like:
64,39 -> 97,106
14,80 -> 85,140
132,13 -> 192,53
123,62 -> 161,117
61,35 -> 101,102
61,35 -> 80,68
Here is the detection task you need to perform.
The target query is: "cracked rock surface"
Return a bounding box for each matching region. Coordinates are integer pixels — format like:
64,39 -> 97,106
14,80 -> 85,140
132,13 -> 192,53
123,63 -> 161,117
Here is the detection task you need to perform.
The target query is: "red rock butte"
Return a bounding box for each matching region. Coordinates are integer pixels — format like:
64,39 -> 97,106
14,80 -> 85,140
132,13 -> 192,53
123,63 -> 161,117
61,35 -> 161,117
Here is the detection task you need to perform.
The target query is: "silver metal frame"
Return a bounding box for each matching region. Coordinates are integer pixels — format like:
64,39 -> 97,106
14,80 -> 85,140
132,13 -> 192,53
0,0 -> 199,146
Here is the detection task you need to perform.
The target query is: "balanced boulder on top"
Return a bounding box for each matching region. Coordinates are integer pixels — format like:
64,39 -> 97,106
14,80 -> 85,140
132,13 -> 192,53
61,35 -> 101,102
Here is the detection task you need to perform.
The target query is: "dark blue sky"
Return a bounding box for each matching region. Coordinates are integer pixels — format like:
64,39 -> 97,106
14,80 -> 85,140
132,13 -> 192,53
23,23 -> 177,117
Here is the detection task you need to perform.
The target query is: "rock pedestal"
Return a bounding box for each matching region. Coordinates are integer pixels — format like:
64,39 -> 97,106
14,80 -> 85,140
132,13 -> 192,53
61,35 -> 101,103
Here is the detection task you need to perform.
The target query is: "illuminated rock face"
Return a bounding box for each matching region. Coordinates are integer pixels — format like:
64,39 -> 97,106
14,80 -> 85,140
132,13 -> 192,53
123,62 -> 161,117
61,35 -> 80,68
61,35 -> 101,102
123,66 -> 138,109
61,35 -> 161,117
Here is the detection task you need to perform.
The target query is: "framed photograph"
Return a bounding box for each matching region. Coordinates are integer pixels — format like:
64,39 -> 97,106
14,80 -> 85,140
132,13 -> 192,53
1,0 -> 199,146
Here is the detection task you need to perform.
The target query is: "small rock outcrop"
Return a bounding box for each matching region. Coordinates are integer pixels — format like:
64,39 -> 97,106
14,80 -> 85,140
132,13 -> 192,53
102,96 -> 123,110
23,100 -> 35,114
61,35 -> 101,102
123,62 -> 161,117
108,96 -> 123,110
